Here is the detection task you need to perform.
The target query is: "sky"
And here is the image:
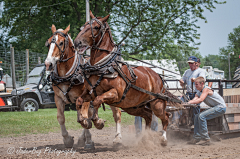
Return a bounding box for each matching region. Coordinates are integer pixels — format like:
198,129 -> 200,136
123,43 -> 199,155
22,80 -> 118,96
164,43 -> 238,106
196,0 -> 240,57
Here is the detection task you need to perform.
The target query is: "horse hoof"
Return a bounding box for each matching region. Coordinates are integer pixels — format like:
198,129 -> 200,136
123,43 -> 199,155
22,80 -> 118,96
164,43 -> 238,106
80,119 -> 92,129
113,133 -> 122,144
93,118 -> 105,129
77,137 -> 86,147
63,135 -> 74,148
161,138 -> 168,146
84,142 -> 95,150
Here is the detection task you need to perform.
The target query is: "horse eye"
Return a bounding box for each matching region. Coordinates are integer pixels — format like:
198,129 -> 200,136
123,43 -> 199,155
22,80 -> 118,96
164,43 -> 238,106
94,26 -> 99,30
59,42 -> 63,46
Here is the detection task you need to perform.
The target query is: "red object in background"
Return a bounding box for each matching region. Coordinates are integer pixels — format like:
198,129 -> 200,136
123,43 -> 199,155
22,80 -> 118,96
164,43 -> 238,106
0,97 -> 6,106
239,55 -> 240,59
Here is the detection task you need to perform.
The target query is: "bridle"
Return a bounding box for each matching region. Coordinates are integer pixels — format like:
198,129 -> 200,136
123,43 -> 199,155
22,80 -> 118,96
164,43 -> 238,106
45,31 -> 75,62
80,17 -> 116,52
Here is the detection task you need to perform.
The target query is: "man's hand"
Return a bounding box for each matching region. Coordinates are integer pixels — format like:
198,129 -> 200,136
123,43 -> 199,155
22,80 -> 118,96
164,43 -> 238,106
179,79 -> 185,87
191,78 -> 195,82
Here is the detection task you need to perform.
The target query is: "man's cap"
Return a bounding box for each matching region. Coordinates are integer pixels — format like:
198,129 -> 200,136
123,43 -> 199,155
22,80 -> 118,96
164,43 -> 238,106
187,56 -> 198,63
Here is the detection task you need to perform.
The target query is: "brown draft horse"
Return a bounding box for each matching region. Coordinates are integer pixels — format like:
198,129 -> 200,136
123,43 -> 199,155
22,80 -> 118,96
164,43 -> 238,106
44,24 -> 122,149
74,11 -> 181,146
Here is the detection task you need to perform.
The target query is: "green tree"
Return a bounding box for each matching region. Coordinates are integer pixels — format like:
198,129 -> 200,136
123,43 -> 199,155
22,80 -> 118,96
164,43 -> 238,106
0,0 -> 225,59
219,25 -> 240,79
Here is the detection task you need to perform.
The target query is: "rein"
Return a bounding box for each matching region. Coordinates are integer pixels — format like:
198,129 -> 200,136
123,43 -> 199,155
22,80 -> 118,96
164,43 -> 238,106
79,19 -> 182,107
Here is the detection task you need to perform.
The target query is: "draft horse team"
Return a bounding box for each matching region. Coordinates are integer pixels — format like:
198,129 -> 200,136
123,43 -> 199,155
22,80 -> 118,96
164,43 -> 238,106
44,11 -> 182,149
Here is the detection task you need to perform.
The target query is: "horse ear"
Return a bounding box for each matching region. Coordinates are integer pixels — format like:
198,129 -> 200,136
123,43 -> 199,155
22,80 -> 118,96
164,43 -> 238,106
63,25 -> 70,34
51,24 -> 56,33
100,14 -> 110,23
90,10 -> 95,19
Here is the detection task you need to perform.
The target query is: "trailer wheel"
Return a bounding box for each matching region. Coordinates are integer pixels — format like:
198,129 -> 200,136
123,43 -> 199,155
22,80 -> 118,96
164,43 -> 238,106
20,98 -> 39,112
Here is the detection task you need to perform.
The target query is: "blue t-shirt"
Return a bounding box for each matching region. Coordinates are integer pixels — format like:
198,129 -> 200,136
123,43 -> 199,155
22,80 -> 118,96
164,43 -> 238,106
181,68 -> 206,93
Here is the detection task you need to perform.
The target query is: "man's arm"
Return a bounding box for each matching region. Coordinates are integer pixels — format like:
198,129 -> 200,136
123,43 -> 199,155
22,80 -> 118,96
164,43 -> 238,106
199,69 -> 206,80
188,88 -> 209,104
179,79 -> 185,87
208,82 -> 213,88
180,70 -> 188,87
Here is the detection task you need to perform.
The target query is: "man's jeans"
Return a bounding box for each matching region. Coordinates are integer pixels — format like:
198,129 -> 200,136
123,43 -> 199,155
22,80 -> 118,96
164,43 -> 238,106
135,113 -> 158,134
193,106 -> 226,140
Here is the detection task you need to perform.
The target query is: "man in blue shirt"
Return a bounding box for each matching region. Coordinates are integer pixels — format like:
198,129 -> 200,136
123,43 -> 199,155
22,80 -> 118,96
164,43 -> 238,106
179,56 -> 206,127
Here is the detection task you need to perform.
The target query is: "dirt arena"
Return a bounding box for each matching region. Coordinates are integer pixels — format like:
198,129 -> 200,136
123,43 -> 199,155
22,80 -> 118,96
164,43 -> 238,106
1,125 -> 240,159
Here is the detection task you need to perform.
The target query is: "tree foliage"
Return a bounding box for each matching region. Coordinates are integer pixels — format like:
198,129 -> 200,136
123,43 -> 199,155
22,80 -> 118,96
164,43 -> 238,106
219,25 -> 240,79
0,0 -> 225,59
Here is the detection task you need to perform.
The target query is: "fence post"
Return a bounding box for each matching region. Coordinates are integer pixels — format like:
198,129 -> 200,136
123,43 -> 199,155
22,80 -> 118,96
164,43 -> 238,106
26,49 -> 29,82
38,57 -> 41,64
11,47 -> 16,89
219,80 -> 223,97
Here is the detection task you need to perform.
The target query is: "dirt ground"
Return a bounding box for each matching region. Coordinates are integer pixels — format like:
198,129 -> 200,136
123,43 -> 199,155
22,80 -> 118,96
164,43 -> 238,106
1,125 -> 240,159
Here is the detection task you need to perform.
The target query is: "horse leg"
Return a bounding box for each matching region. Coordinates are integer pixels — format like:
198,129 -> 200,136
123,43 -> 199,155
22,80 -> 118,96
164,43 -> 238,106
91,106 -> 106,129
87,103 -> 105,130
55,96 -> 74,148
83,129 -> 95,150
110,106 -> 122,144
77,102 -> 95,149
76,98 -> 92,129
77,128 -> 95,149
77,129 -> 86,147
150,99 -> 168,146
91,88 -> 119,129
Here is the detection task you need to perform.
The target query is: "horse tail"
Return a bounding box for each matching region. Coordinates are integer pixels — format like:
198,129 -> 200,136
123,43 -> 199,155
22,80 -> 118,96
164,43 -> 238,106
164,90 -> 183,107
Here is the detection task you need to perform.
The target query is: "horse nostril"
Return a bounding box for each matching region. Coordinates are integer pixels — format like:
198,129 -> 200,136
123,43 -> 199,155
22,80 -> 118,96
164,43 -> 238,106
78,41 -> 82,46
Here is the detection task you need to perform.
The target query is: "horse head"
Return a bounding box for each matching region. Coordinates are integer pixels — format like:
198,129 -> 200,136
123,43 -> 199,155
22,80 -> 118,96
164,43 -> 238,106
45,24 -> 73,71
74,11 -> 110,55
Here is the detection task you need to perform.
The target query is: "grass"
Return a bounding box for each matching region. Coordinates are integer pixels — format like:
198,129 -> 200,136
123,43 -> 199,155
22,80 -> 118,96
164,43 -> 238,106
0,106 -> 135,137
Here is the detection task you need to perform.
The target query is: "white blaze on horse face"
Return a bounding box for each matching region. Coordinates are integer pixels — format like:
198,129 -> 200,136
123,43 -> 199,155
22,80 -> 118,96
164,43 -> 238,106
45,35 -> 60,67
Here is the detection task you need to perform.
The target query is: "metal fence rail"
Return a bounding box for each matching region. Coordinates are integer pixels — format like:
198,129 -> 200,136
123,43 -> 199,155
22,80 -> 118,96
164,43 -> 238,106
165,79 -> 240,97
0,48 -> 47,87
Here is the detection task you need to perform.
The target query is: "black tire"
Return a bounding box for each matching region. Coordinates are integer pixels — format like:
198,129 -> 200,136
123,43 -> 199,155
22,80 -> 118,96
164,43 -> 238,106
20,98 -> 39,112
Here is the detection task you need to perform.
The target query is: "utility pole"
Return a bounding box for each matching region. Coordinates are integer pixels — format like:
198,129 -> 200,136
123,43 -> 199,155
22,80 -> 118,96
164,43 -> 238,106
228,52 -> 234,80
86,0 -> 90,56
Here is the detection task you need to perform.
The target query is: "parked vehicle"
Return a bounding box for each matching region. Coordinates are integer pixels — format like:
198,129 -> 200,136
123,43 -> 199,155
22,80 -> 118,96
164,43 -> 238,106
0,64 -> 76,112
9,64 -> 55,111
